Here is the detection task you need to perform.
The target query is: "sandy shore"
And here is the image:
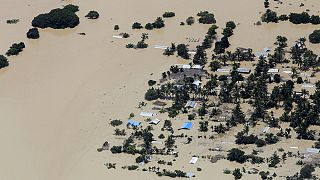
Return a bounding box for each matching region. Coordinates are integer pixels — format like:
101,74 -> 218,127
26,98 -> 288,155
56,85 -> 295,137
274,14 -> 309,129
0,0 -> 319,180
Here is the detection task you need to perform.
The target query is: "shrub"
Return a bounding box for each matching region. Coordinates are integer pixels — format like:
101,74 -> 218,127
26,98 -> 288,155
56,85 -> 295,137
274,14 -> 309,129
279,14 -> 289,21
152,17 -> 165,28
145,88 -> 159,101
145,23 -> 154,30
297,77 -> 303,84
85,10 -> 99,19
110,146 -> 122,153
273,74 -> 281,83
27,28 -> 40,39
163,12 -> 175,18
300,164 -> 315,179
0,55 -> 9,69
32,5 -> 79,29
114,25 -> 119,30
126,44 -> 134,48
110,119 -> 123,126
188,114 -> 196,120
132,22 -> 143,29
6,42 -> 25,56
186,17 -> 195,25
6,19 -> 19,24
226,21 -> 236,29
148,80 -> 156,86
309,30 -> 320,44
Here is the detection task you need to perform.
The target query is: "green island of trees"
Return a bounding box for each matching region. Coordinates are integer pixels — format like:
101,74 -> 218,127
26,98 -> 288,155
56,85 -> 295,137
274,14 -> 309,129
6,42 -> 25,56
32,4 -> 80,29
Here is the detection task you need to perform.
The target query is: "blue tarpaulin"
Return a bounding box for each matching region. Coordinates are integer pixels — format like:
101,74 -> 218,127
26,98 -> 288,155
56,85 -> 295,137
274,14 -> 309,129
127,120 -> 141,127
181,122 -> 193,130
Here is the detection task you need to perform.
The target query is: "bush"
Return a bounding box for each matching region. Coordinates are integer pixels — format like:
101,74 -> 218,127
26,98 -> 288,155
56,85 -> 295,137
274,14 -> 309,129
297,77 -> 303,84
255,138 -> 266,147
186,17 -> 195,25
110,119 -> 123,126
6,19 -> 19,24
309,30 -> 320,44
279,14 -> 289,21
6,42 -> 25,56
27,28 -> 40,39
310,15 -> 320,25
114,25 -> 119,30
226,21 -> 236,29
274,74 -> 281,83
148,80 -> 156,86
85,10 -> 99,19
32,5 -> 79,29
145,23 -> 154,30
132,22 -> 143,29
126,44 -> 134,48
152,17 -> 165,29
0,55 -> 9,69
163,12 -> 175,18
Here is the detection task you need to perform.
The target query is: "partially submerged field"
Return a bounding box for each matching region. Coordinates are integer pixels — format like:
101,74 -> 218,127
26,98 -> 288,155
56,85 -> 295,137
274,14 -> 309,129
0,0 -> 320,180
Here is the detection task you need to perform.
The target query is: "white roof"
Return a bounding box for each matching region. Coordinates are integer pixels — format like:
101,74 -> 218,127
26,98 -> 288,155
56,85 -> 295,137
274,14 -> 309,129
175,64 -> 191,69
268,68 -> 279,73
189,157 -> 198,164
154,45 -> 168,49
149,119 -> 161,125
192,65 -> 202,69
302,83 -> 314,88
192,80 -> 201,86
282,69 -> 292,74
262,126 -> 270,133
185,101 -> 197,108
112,35 -> 123,39
305,148 -> 320,154
186,172 -> 194,178
256,52 -> 268,58
188,51 -> 197,54
263,47 -> 271,52
216,68 -> 230,73
140,112 -> 156,117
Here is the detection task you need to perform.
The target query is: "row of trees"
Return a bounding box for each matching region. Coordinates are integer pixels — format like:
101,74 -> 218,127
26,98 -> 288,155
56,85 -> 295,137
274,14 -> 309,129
261,9 -> 320,25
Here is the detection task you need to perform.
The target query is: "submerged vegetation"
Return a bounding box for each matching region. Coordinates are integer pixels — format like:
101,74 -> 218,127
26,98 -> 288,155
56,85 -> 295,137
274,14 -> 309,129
32,4 -> 79,29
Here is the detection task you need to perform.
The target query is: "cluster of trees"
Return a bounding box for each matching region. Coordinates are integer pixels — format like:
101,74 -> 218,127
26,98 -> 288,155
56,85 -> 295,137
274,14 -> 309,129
26,28 -> 40,39
261,10 -> 320,25
85,11 -> 99,19
197,11 -> 216,24
145,17 -> 165,30
32,4 -> 80,29
126,33 -> 149,49
214,21 -> 236,54
6,42 -> 25,56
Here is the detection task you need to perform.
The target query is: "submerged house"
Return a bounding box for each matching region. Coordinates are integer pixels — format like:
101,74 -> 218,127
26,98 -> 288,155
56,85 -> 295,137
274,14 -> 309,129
127,120 -> 141,127
140,112 -> 156,117
236,67 -> 251,74
185,101 -> 197,108
180,122 -> 193,130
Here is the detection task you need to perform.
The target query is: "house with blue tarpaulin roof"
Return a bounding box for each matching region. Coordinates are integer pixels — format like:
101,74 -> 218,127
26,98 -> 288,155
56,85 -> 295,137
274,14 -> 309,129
181,122 -> 193,130
127,120 -> 141,127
